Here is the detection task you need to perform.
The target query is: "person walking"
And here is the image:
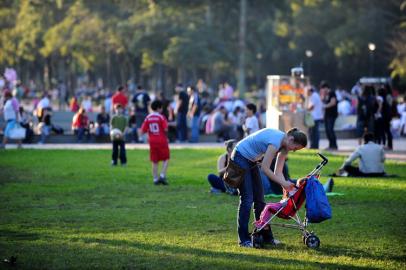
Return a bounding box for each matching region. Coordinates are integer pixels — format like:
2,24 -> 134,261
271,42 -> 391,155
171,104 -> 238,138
321,81 -> 338,150
132,85 -> 151,142
307,87 -> 323,149
231,127 -> 308,247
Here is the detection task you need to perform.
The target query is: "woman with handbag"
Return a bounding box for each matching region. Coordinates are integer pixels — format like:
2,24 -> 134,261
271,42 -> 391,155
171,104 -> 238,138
231,127 -> 307,247
1,91 -> 22,149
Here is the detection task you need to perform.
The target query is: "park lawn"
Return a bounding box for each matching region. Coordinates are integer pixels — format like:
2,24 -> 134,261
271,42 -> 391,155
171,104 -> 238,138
0,148 -> 405,270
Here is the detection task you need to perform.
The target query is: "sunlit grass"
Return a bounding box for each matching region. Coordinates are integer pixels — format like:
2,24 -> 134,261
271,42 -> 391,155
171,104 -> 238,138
0,149 -> 405,269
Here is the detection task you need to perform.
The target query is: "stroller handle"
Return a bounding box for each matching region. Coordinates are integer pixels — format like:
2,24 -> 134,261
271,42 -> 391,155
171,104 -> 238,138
308,153 -> 329,176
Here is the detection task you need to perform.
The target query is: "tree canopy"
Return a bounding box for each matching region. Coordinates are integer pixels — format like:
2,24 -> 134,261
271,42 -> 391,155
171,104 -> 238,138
0,0 -> 404,94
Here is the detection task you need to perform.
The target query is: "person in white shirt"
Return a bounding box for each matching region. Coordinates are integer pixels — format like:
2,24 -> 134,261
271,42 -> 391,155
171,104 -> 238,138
307,88 -> 323,149
81,95 -> 93,112
243,103 -> 259,136
36,93 -> 51,122
1,91 -> 22,148
338,132 -> 385,177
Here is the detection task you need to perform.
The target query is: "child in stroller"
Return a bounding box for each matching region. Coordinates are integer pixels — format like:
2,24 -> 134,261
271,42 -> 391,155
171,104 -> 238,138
252,153 -> 329,249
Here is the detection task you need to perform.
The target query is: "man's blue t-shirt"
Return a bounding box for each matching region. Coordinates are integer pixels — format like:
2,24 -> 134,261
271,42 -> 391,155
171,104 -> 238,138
235,128 -> 285,161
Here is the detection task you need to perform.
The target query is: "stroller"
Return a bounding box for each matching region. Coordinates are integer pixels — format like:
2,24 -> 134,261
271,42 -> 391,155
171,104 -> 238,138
252,153 -> 329,249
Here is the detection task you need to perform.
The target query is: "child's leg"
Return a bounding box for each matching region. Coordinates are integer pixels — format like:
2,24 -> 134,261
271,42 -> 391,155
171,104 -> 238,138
152,162 -> 159,182
112,141 -> 118,165
119,141 -> 127,164
256,204 -> 272,228
160,160 -> 169,178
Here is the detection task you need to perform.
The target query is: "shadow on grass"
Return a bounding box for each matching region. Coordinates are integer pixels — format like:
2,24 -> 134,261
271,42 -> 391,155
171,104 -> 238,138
70,236 -> 379,270
317,244 -> 406,263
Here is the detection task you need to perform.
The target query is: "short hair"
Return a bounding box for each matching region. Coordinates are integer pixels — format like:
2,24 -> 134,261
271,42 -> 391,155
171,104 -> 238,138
117,85 -> 124,92
137,85 -> 143,90
151,100 -> 163,111
246,103 -> 257,114
287,127 -> 307,147
115,104 -> 122,110
363,132 -> 374,143
319,81 -> 330,89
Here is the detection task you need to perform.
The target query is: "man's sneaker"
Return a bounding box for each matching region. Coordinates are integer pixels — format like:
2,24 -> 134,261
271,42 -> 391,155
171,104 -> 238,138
239,241 -> 253,248
153,179 -> 161,185
159,176 -> 168,185
270,239 -> 281,246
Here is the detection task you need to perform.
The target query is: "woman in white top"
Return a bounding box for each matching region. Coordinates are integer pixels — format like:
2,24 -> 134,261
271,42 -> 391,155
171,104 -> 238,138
243,103 -> 259,136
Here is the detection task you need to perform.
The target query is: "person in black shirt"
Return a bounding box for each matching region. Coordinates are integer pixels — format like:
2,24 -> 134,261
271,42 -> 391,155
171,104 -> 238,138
95,106 -> 110,136
321,81 -> 338,150
175,84 -> 189,142
132,85 -> 151,142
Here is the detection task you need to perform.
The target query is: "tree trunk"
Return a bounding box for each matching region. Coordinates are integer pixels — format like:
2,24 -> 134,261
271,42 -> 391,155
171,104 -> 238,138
237,0 -> 247,98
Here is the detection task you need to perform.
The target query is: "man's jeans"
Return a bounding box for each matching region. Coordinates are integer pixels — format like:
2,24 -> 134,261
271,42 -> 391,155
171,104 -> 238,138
309,120 -> 322,149
176,112 -> 187,142
324,117 -> 337,149
231,151 -> 265,244
190,116 -> 200,143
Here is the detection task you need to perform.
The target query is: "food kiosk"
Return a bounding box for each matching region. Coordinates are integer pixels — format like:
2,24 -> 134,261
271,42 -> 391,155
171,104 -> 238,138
266,67 -> 310,133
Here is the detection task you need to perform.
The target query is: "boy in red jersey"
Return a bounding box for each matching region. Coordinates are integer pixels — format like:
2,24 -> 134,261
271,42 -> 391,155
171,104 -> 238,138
141,100 -> 170,185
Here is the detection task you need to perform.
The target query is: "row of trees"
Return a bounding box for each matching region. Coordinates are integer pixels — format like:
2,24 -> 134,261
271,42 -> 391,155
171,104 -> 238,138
0,0 -> 405,96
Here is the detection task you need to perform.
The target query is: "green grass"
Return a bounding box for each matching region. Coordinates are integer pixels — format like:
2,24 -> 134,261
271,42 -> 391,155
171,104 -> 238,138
0,149 -> 405,270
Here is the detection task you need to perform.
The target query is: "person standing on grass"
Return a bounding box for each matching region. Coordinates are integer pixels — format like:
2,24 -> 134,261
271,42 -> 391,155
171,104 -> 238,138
110,104 -> 128,166
141,100 -> 170,185
231,127 -> 307,248
320,81 -> 338,150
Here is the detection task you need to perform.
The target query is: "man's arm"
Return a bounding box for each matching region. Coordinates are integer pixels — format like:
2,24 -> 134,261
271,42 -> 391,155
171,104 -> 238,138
342,148 -> 361,168
324,96 -> 337,109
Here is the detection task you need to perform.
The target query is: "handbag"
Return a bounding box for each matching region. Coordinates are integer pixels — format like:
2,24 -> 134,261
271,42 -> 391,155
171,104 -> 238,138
304,112 -> 315,127
223,158 -> 246,188
9,123 -> 26,140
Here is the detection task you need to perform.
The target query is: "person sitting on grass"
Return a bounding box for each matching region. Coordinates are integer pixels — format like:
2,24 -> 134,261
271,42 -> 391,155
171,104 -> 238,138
336,132 -> 385,177
110,104 -> 128,166
207,139 -> 238,195
141,100 -> 170,185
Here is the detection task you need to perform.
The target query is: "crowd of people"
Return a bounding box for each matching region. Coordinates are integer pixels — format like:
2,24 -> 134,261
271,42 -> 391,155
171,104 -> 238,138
1,72 -> 406,150
306,80 -> 405,151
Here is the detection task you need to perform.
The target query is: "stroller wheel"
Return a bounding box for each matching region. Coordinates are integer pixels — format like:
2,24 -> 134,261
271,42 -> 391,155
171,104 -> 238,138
305,234 -> 320,248
252,233 -> 264,249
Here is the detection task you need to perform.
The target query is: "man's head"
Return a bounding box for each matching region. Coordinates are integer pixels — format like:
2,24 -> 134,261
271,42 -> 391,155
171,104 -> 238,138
187,86 -> 196,96
363,132 -> 374,144
150,100 -> 163,112
116,85 -> 124,92
137,85 -> 143,92
246,103 -> 257,117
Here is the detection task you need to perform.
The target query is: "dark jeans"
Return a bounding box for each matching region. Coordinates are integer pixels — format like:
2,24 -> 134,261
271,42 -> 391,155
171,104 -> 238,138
309,120 -> 322,149
343,165 -> 385,177
75,128 -> 90,142
176,112 -> 187,142
232,151 -> 266,244
207,174 -> 227,192
112,140 -> 127,165
383,119 -> 393,149
324,117 -> 337,149
374,117 -> 385,146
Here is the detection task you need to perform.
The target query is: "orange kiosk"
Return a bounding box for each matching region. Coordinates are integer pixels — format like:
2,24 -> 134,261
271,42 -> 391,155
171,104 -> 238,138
266,68 -> 310,133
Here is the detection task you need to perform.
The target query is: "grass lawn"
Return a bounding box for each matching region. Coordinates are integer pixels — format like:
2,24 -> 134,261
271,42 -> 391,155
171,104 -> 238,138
0,148 -> 405,270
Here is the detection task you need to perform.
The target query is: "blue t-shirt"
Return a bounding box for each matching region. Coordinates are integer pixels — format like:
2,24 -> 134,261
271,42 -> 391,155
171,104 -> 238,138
235,128 -> 285,161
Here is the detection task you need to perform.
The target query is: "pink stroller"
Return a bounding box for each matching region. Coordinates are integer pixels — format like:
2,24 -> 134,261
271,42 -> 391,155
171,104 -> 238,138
252,153 -> 329,249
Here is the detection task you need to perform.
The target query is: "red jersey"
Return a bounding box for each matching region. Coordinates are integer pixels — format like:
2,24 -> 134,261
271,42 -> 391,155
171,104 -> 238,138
141,112 -> 168,144
112,92 -> 128,108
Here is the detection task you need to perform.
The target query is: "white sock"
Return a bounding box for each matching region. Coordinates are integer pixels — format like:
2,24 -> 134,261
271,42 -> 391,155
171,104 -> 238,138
160,173 -> 165,178
154,178 -> 159,182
